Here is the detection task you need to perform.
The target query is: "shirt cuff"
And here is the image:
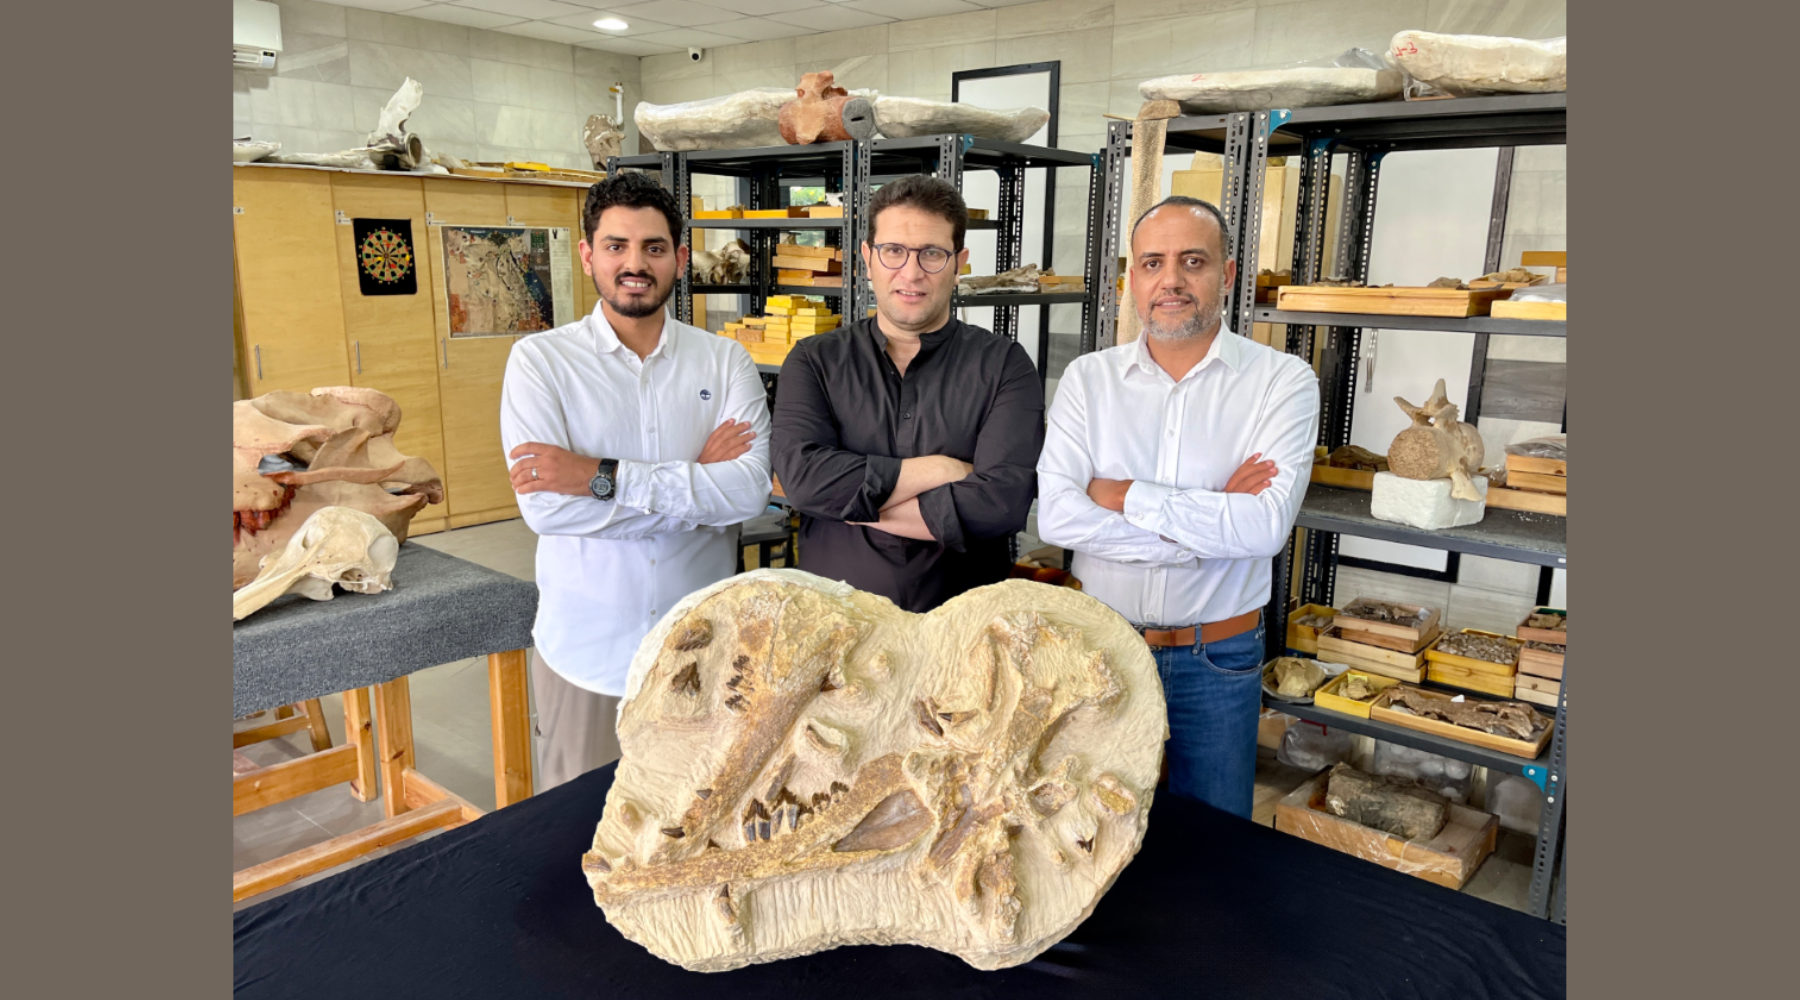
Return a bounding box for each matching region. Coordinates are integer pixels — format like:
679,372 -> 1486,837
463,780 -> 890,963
1122,480 -> 1175,532
850,454 -> 903,521
917,484 -> 966,552
614,459 -> 651,509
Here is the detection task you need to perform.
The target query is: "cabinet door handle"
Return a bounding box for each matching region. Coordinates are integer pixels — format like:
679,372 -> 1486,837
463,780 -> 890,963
354,340 -> 362,374
254,344 -> 263,381
441,338 -> 449,369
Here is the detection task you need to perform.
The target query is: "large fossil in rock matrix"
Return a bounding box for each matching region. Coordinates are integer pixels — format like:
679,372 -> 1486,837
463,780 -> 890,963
583,570 -> 1168,972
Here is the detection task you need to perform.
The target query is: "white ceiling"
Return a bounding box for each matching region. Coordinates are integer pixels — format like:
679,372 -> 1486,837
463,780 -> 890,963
331,0 -> 1042,57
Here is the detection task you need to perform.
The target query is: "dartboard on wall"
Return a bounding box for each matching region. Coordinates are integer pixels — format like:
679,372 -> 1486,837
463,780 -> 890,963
353,218 -> 418,296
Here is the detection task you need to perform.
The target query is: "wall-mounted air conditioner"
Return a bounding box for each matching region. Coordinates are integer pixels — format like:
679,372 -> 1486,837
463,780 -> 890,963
233,0 -> 283,70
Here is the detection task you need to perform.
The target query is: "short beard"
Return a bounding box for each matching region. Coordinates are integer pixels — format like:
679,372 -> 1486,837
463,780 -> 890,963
598,272 -> 671,319
1143,294 -> 1224,342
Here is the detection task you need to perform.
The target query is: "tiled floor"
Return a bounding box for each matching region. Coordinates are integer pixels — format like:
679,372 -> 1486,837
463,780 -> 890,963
233,518 -> 1536,915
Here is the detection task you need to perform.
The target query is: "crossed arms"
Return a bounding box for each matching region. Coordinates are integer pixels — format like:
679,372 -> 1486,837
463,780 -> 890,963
499,346 -> 772,539
1035,361 -> 1320,565
770,342 -> 1044,548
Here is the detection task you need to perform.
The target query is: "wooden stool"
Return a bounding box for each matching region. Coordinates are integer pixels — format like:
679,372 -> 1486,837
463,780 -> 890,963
234,700 -> 333,754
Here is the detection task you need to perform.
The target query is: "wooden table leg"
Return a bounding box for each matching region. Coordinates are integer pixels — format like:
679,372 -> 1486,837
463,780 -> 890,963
343,686 -> 378,803
488,649 -> 534,808
301,698 -> 333,753
373,676 -> 415,819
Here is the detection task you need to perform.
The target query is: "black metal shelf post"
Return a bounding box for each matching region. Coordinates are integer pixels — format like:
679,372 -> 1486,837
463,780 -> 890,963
1086,94 -> 1569,922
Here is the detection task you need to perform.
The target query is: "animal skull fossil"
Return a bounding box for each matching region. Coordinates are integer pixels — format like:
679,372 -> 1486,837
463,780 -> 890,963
233,386 -> 442,590
232,506 -> 399,620
584,570 -> 1168,972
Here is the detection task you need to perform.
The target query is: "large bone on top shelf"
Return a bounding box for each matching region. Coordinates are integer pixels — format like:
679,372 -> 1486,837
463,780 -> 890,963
584,570 -> 1167,973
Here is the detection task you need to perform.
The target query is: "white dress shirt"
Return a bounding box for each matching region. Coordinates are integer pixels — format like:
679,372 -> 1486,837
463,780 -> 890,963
1036,325 -> 1320,627
500,304 -> 772,695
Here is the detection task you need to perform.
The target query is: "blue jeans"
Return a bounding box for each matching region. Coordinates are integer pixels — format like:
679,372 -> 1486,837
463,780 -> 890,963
1148,619 -> 1265,820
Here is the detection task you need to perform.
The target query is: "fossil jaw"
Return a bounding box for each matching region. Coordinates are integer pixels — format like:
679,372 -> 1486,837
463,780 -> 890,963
586,571 -> 1166,973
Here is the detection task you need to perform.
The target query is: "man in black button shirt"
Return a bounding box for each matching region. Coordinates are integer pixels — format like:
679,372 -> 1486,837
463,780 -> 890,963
771,175 -> 1044,613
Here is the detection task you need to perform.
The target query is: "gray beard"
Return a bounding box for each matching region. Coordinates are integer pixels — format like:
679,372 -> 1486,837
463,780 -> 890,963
1144,295 -> 1225,342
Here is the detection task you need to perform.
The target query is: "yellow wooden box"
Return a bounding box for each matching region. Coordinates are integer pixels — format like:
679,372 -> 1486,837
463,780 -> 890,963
694,207 -> 744,219
1285,603 -> 1338,654
1312,671 -> 1402,719
1425,629 -> 1521,678
1490,299 -> 1566,320
1277,284 -> 1512,317
1426,663 -> 1516,698
1276,775 -> 1497,891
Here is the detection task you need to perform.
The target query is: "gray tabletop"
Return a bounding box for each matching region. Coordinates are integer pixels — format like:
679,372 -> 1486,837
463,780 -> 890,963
232,543 -> 538,717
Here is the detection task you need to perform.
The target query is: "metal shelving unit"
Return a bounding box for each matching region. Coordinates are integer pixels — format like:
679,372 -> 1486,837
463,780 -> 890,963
614,134 -> 1108,392
1092,94 -> 1569,921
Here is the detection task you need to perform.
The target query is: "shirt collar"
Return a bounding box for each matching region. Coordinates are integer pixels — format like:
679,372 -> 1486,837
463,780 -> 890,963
1127,322 -> 1241,382
588,300 -> 676,361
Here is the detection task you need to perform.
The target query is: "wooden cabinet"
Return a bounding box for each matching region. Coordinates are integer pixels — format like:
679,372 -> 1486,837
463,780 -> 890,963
438,336 -> 522,528
233,170 -> 351,394
330,174 -> 449,533
233,164 -> 591,534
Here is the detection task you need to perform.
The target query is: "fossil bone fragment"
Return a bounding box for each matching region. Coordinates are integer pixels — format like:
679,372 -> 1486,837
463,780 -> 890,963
231,507 -> 399,620
778,71 -> 877,145
584,570 -> 1167,972
1388,378 -> 1486,501
870,96 -> 1048,143
233,387 -> 443,590
1139,64 -> 1402,113
1389,32 -> 1566,98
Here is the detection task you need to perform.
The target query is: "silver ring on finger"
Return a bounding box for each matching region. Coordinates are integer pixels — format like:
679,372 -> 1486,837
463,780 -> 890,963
532,467 -> 540,480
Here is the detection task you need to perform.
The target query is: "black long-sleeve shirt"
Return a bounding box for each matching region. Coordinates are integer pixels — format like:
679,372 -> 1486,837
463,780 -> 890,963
771,316 -> 1045,613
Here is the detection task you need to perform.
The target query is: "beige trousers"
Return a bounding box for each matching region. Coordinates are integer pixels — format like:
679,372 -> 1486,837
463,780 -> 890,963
529,648 -> 623,791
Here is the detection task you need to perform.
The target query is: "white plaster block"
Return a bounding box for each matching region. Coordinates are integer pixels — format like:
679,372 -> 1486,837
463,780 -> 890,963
1370,472 -> 1487,530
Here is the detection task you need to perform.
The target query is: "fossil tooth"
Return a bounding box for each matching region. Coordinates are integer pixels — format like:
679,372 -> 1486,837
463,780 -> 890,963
724,694 -> 745,713
916,699 -> 945,737
811,791 -> 831,810
732,654 -> 750,672
1075,836 -> 1094,854
582,852 -> 612,874
661,826 -> 686,839
670,661 -> 701,695
673,618 -> 714,651
706,839 -> 722,851
726,674 -> 744,690
696,788 -> 712,800
714,883 -> 738,925
764,754 -> 797,804
829,781 -> 849,799
820,674 -> 840,693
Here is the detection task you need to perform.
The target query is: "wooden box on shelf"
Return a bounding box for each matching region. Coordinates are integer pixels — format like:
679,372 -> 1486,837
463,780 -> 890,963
1274,774 -> 1498,890
1312,671 -> 1402,719
744,207 -> 808,219
1310,460 -> 1377,490
1518,645 -> 1565,680
1505,454 -> 1567,494
1490,299 -> 1566,320
1425,629 -> 1522,697
1334,599 -> 1442,650
1369,685 -> 1555,759
1285,602 -> 1338,654
1517,607 -> 1569,645
1317,627 -> 1428,683
1514,673 -> 1561,709
805,205 -> 844,218
694,207 -> 744,219
1275,284 -> 1513,317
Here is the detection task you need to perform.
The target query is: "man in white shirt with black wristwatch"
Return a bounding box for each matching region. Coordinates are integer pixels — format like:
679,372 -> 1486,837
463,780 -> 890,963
501,173 -> 771,790
1036,195 -> 1319,819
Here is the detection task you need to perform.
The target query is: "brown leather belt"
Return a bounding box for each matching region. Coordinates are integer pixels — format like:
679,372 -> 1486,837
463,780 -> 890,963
1140,610 -> 1261,648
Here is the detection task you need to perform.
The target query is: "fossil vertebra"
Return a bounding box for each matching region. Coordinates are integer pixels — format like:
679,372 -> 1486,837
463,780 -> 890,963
584,570 -> 1167,972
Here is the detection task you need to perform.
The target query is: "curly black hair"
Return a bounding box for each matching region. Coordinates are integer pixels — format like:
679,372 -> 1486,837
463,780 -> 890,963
581,172 -> 683,245
867,174 -> 968,254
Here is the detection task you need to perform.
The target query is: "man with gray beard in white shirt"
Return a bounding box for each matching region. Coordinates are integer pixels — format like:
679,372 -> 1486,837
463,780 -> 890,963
1036,195 -> 1319,819
502,173 -> 772,789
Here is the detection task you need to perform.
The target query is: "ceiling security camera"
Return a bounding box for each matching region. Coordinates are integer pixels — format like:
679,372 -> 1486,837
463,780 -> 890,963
688,47 -> 704,63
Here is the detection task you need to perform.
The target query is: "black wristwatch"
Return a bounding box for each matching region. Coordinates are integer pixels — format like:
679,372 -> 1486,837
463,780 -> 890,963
589,458 -> 619,502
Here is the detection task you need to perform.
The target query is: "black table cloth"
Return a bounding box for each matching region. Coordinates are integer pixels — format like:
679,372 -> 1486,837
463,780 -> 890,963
233,543 -> 538,717
235,763 -> 1565,998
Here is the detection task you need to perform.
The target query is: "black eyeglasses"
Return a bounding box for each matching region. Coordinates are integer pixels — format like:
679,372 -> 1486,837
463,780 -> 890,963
871,243 -> 953,273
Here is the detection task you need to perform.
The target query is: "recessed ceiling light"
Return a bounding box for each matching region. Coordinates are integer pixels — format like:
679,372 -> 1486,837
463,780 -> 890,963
594,18 -> 629,31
